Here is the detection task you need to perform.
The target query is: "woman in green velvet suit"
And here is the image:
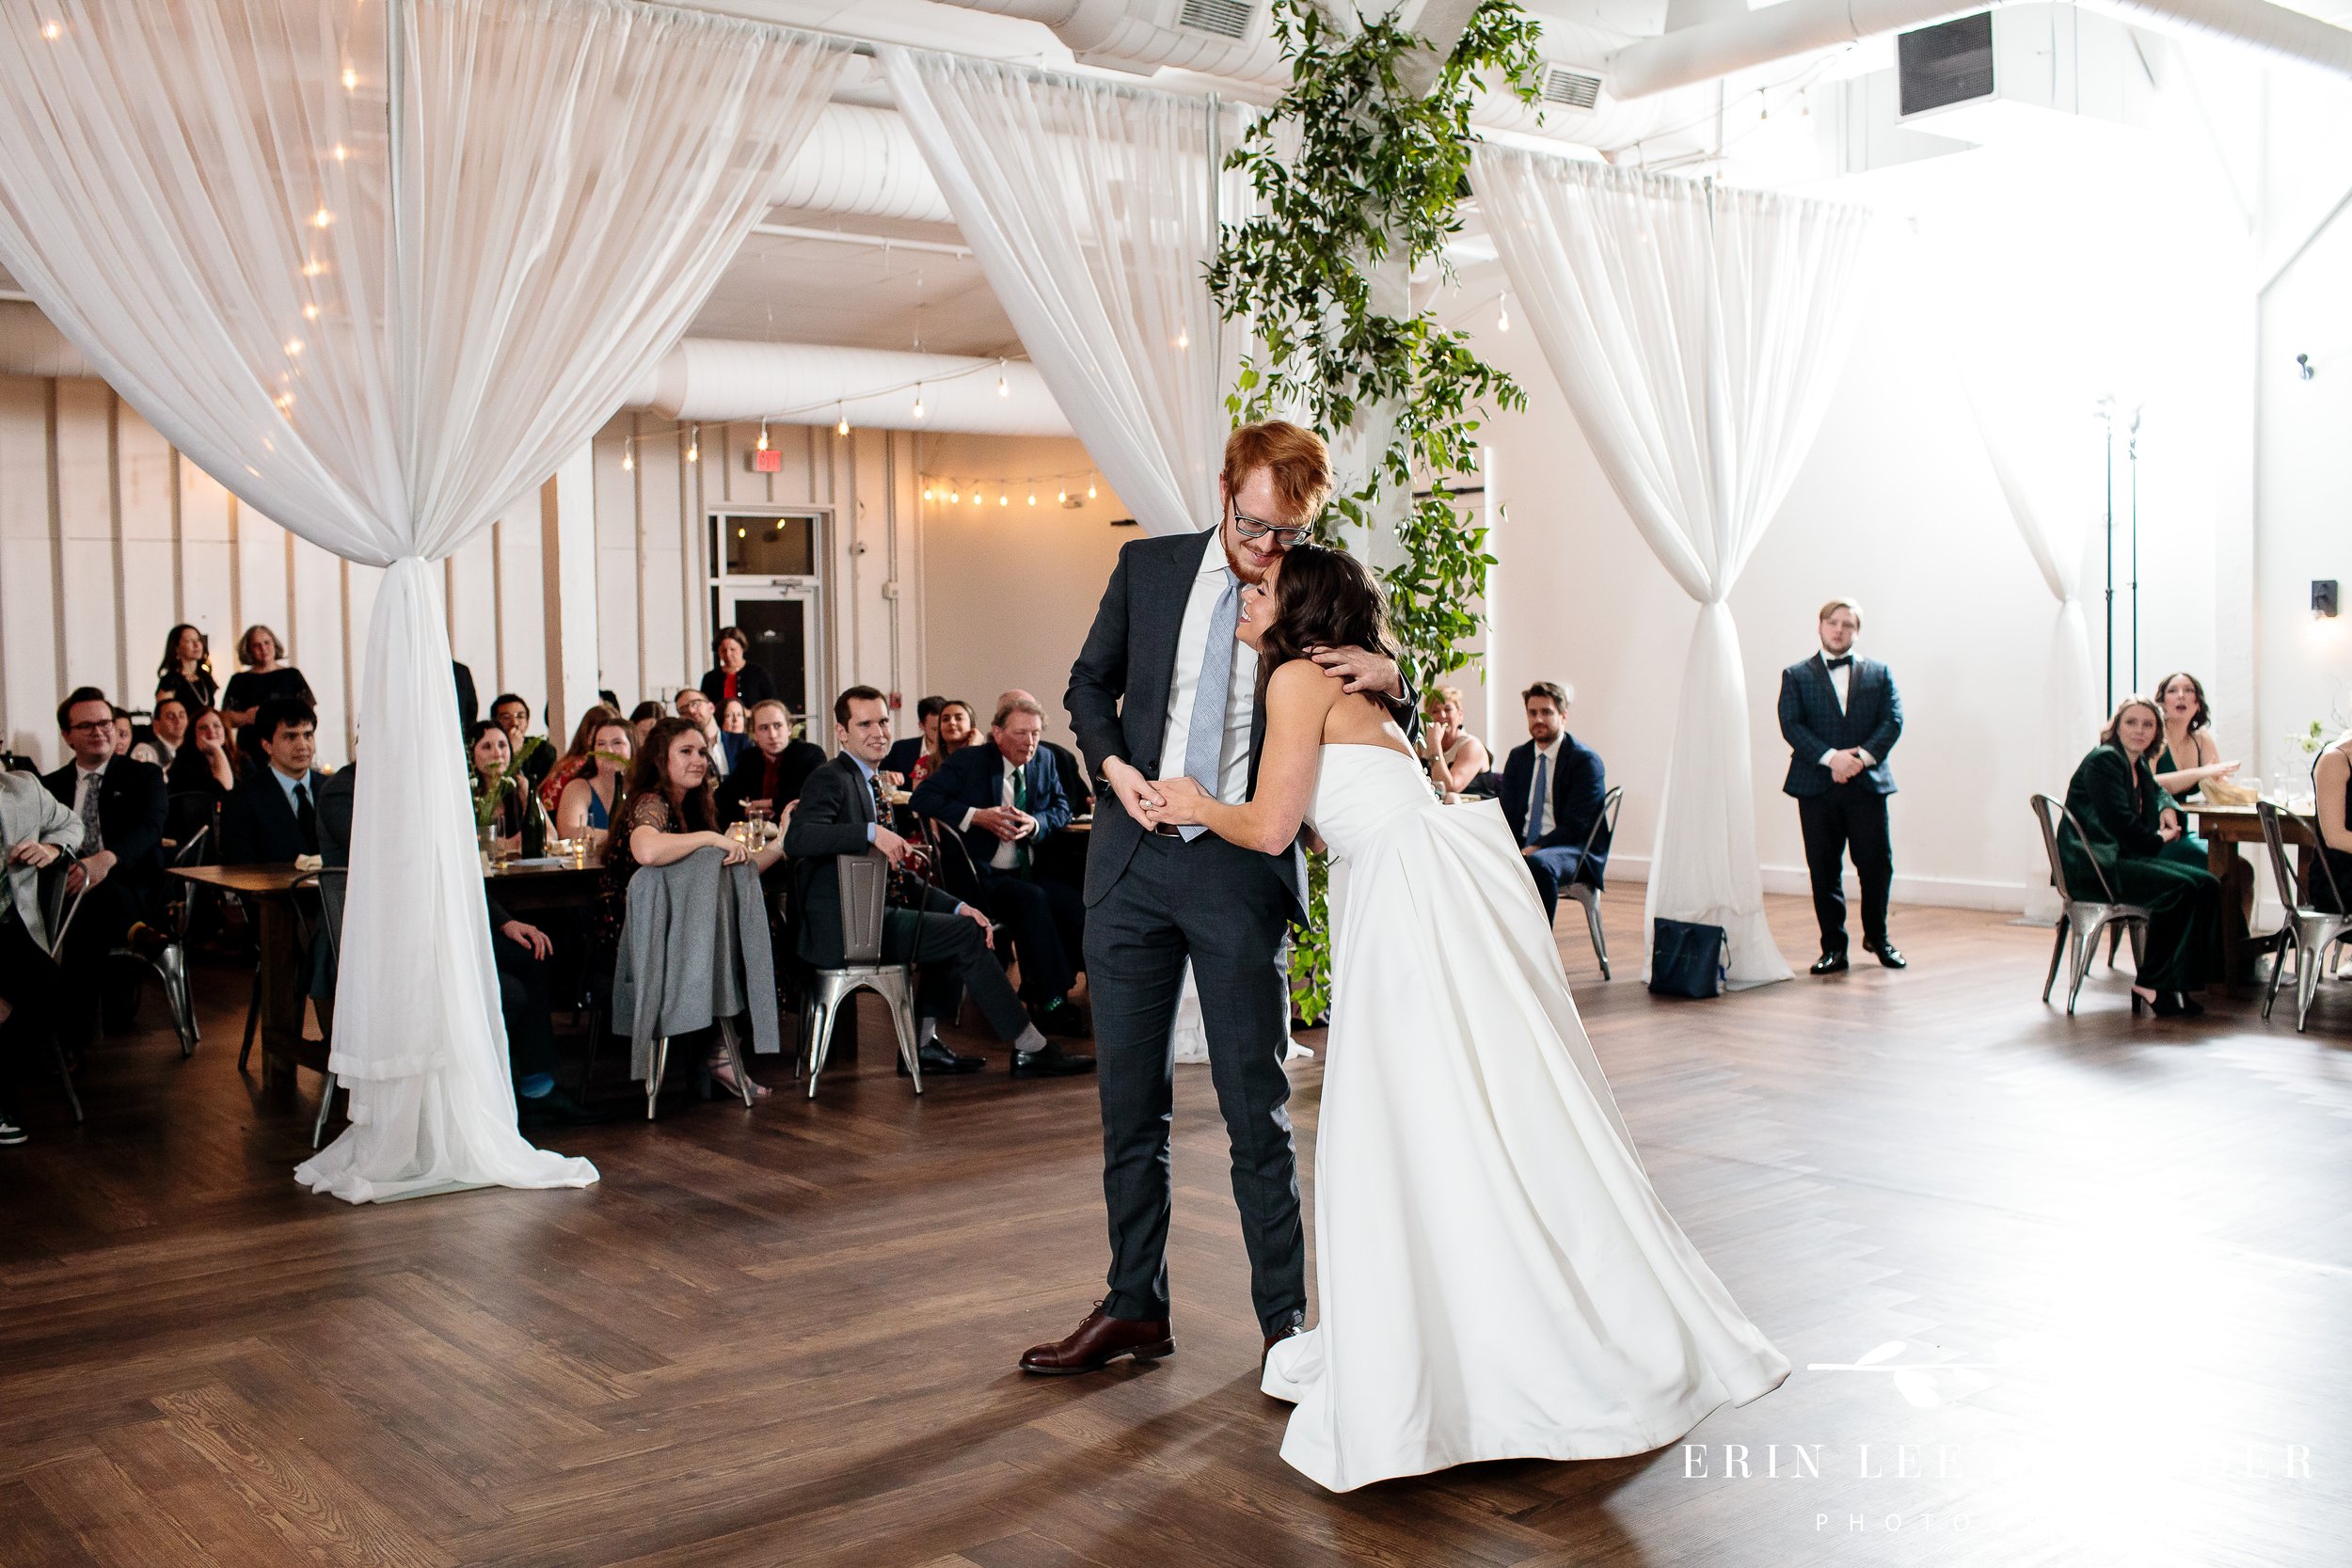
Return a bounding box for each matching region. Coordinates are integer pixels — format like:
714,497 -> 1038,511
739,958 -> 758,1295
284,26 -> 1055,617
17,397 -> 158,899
2059,695 -> 2223,1017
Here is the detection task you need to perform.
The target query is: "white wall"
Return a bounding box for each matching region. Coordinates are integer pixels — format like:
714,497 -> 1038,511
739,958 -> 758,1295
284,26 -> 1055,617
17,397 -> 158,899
912,434 -> 1133,752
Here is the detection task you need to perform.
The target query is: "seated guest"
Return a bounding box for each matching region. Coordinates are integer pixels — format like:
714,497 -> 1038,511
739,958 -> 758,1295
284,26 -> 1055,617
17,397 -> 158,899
3,767 -> 85,1144
788,687 -> 1089,1079
880,694 -> 946,781
2059,695 -> 2223,1016
1499,681 -> 1608,927
221,625 -> 314,769
110,709 -> 136,760
2149,669 -> 2255,949
596,717 -> 784,1100
167,707 -> 239,802
154,623 -> 218,718
537,705 -> 620,813
467,721 -> 529,851
995,689 -> 1092,816
699,625 -> 777,710
489,693 -> 554,790
910,698 -> 977,790
627,700 -> 665,754
674,688 -> 742,779
2312,727 -> 2352,914
1422,683 -> 1492,797
218,699 -> 325,863
555,714 -> 633,843
721,697 -> 749,738
142,694 -> 190,772
44,689 -> 169,1042
718,699 -> 823,829
453,660 -> 478,732
913,696 -> 1089,1037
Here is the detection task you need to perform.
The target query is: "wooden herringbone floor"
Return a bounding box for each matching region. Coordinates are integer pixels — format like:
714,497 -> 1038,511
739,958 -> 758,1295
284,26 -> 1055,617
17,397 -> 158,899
5,889 -> 2350,1567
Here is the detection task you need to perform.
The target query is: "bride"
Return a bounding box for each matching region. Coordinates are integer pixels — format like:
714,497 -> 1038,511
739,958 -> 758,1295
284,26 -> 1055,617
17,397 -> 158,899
1146,543 -> 1789,1493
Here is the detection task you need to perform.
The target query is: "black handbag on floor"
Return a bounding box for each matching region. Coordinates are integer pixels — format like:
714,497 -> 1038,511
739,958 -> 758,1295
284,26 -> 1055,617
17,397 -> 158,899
1648,918 -> 1727,999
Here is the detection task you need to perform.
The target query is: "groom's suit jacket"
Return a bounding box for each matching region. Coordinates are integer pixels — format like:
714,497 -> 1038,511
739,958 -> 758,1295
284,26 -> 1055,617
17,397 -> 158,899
1065,527 -> 1419,924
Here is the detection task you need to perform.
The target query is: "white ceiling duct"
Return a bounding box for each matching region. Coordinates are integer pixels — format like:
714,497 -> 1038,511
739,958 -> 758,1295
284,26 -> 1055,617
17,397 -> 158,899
0,298 -> 92,377
771,103 -> 953,223
937,0 -> 1290,80
1607,0 -> 2352,101
629,339 -> 1072,435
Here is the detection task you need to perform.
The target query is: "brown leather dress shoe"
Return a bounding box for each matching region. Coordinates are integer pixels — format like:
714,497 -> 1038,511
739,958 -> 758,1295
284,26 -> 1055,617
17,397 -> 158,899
1263,1320 -> 1307,1366
1019,1304 -> 1173,1376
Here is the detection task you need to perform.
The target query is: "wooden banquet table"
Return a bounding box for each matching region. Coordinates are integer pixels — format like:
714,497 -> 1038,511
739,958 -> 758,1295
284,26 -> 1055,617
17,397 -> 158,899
2181,800 -> 2317,992
173,852 -> 606,1088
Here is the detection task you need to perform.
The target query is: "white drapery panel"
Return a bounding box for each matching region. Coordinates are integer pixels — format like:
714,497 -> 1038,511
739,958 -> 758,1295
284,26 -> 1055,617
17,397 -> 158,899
1476,148 -> 1872,987
882,46 -> 1241,538
1963,384 -> 2102,921
0,0 -> 847,1199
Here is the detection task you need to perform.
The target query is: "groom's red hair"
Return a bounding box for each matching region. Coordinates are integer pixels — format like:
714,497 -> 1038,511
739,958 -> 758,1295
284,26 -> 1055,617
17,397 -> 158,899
1222,420 -> 1332,526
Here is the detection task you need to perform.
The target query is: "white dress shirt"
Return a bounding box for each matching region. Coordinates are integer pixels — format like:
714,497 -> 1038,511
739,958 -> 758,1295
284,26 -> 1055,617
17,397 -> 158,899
1157,541 -> 1257,805
958,752 -> 1034,871
1818,651 -> 1874,768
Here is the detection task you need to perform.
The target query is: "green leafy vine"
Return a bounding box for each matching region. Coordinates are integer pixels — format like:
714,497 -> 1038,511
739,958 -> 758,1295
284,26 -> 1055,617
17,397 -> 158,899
1210,0 -> 1540,1024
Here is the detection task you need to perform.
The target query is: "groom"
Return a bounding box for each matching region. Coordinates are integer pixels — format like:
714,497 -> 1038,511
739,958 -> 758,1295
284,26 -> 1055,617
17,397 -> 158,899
1025,421 -> 1416,1375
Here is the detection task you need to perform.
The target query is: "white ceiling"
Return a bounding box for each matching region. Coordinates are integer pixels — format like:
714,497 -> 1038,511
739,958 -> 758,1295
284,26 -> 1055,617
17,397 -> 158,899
688,212 -> 1020,359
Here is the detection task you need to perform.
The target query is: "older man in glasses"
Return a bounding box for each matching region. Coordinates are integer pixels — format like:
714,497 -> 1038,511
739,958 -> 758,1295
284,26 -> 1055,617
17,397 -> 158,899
1035,420 -> 1418,1378
41,687 -> 168,1048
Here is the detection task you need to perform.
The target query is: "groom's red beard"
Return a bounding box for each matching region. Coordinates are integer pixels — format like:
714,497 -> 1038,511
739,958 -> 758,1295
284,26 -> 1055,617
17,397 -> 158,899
1224,534 -> 1282,584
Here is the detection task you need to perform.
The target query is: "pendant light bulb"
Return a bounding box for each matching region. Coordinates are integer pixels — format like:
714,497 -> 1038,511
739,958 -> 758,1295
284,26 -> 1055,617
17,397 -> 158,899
756,420 -> 769,452
687,425 -> 699,464
913,385 -> 925,420
836,405 -> 850,436
621,444 -> 633,473
996,366 -> 1009,398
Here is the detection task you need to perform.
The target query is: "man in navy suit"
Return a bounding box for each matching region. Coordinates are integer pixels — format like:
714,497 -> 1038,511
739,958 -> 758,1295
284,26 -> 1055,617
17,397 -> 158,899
1498,681 -> 1609,927
218,699 -> 327,863
910,695 -> 1089,1036
44,687 -> 169,1043
1778,598 -> 1905,974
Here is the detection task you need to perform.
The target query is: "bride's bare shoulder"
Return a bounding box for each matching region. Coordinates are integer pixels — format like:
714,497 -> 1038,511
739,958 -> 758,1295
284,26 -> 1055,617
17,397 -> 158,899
1265,656 -> 1343,712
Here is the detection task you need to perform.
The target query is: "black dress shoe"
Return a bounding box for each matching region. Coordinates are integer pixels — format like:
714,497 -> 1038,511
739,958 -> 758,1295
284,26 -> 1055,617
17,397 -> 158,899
1865,942 -> 1907,970
1263,1313 -> 1307,1369
1012,1041 -> 1096,1078
1030,1000 -> 1089,1038
1809,950 -> 1850,975
900,1041 -> 985,1076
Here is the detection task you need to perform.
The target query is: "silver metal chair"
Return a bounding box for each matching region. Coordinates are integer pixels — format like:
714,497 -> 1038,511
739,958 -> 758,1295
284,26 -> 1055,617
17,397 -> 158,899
2255,801 -> 2351,1033
1560,785 -> 1624,979
798,851 -> 922,1099
114,825 -> 206,1058
34,863 -> 88,1123
2030,793 -> 2152,1014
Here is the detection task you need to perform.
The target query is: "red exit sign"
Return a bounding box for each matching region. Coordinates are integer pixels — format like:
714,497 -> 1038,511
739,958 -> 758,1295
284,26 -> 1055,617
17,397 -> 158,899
749,448 -> 782,473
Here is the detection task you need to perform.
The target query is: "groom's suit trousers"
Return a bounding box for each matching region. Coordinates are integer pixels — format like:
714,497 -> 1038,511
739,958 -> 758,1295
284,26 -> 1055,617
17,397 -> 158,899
1086,829 -> 1305,1338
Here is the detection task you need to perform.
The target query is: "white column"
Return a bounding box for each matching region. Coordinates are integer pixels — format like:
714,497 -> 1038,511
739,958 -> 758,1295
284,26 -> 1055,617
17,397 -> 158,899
540,442 -> 603,742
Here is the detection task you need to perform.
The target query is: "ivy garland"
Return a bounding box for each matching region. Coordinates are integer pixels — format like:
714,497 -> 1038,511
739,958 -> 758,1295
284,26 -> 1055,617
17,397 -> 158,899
1209,0 -> 1542,1023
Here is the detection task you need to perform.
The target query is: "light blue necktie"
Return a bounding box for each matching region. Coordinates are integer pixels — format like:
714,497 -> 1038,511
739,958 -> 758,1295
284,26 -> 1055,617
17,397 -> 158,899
1528,751 -> 1549,845
1178,570 -> 1240,843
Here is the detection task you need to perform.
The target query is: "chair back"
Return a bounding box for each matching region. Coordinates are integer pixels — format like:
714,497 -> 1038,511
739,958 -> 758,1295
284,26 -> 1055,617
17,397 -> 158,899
1573,785 -> 1624,888
834,852 -> 890,966
34,859 -> 86,958
2031,793 -> 2115,905
930,825 -> 986,906
2256,800 -> 2342,914
315,866 -> 349,982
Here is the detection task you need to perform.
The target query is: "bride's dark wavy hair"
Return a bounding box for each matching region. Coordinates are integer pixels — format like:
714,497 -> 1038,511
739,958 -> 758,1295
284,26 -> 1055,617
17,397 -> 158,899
1253,543 -> 1400,708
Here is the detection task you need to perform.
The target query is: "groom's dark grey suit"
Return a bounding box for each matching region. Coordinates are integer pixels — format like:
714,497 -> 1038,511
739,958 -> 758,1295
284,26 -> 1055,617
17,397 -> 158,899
1067,526 -> 1414,1338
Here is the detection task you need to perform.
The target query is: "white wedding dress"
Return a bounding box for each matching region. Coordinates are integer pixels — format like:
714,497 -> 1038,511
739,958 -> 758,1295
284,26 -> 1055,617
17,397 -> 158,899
1260,744 -> 1790,1492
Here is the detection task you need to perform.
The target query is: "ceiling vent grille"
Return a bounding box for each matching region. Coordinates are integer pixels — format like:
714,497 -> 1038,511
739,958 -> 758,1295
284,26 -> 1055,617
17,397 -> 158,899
1177,0 -> 1254,40
1541,67 -> 1602,110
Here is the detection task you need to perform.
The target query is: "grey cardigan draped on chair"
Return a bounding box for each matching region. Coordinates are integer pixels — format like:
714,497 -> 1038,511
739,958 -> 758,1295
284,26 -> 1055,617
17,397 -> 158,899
611,846 -> 780,1082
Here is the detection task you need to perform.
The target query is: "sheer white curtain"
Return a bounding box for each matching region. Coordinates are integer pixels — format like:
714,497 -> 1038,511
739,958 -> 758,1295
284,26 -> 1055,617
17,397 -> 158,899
1475,149 -> 1872,987
881,46 -> 1240,538
0,0 -> 847,1199
1964,386 -> 2102,920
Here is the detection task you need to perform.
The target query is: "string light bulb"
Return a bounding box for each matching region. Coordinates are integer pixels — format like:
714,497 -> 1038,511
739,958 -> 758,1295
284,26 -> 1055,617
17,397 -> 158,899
949,485 -> 960,505
836,404 -> 850,437
755,420 -> 769,452
1027,487 -> 1038,507
996,365 -> 1009,398
1088,477 -> 1099,500
923,485 -> 934,503
1175,329 -> 1190,350
342,65 -> 358,91
687,424 -> 699,464
998,488 -> 1009,508
40,19 -> 62,40
1057,483 -> 1068,504
622,443 -> 634,472
913,385 -> 925,420
301,303 -> 319,321
1497,291 -> 1510,333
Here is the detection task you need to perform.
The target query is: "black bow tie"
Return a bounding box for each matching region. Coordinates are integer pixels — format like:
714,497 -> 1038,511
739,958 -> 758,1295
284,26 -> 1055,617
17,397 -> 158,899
1824,656 -> 1853,670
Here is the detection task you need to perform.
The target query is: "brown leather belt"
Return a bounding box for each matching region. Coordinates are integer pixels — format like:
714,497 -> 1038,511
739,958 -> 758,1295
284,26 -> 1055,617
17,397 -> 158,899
1151,823 -> 1184,838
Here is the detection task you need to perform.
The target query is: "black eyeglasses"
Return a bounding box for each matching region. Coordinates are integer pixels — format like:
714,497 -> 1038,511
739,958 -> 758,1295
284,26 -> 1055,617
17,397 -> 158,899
1229,497 -> 1311,549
